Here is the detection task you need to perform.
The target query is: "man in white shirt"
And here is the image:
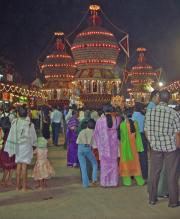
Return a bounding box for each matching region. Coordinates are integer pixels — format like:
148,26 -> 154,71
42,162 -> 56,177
51,106 -> 63,146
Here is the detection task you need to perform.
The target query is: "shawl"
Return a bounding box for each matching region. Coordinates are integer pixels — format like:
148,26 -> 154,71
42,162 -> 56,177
94,115 -> 119,159
67,116 -> 79,129
4,117 -> 37,157
120,121 -> 134,161
134,121 -> 144,152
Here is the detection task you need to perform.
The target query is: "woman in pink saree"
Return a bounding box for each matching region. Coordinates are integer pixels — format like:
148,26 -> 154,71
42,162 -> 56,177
94,104 -> 120,187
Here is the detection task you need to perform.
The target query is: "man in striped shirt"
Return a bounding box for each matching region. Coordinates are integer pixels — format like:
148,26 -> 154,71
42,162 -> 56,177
144,90 -> 180,207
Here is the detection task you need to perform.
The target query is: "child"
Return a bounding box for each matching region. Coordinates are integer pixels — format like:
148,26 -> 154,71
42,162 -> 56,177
76,119 -> 98,188
32,136 -> 55,189
4,105 -> 37,191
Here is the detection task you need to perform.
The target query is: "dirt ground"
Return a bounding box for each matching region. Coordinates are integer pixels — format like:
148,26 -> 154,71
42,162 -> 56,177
0,137 -> 179,219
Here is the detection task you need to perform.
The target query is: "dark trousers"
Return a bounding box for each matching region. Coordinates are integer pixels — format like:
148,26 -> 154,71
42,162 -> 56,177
139,133 -> 148,180
149,149 -> 180,205
32,119 -> 40,130
51,122 -> 60,145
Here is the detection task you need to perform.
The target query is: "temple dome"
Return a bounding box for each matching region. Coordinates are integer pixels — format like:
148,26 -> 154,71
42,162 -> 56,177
72,26 -> 119,70
42,50 -> 76,79
41,32 -> 76,80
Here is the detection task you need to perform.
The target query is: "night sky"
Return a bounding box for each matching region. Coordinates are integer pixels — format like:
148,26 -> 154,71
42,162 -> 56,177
0,0 -> 180,84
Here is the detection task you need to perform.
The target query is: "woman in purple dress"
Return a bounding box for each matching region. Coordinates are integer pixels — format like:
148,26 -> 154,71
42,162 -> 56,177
94,104 -> 120,187
66,110 -> 79,167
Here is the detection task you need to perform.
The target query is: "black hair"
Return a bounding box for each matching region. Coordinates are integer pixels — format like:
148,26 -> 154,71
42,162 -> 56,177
134,102 -> 142,112
129,119 -> 136,134
87,119 -> 96,129
124,108 -> 136,134
159,90 -> 171,103
17,105 -> 27,118
134,102 -> 145,115
149,90 -> 159,100
103,104 -> 113,128
106,114 -> 113,128
97,109 -> 103,117
72,104 -> 77,110
84,110 -> 91,120
72,110 -> 78,116
81,121 -> 88,130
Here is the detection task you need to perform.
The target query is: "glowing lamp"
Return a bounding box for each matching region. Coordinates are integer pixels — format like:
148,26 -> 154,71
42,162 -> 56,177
158,82 -> 163,87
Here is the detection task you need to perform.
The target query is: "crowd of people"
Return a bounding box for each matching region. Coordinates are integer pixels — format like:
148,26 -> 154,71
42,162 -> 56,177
0,89 -> 179,208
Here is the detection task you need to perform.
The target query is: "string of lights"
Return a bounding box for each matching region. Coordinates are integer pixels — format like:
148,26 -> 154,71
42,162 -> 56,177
127,72 -> 159,76
45,74 -> 74,79
75,59 -> 116,65
77,31 -> 114,37
46,54 -> 71,59
71,43 -> 119,50
41,63 -> 76,69
163,80 -> 180,91
0,83 -> 47,98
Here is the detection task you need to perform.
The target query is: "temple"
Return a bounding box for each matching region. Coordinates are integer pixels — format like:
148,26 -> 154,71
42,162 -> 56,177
126,48 -> 161,102
40,4 -> 121,108
40,32 -> 76,106
71,5 -> 121,108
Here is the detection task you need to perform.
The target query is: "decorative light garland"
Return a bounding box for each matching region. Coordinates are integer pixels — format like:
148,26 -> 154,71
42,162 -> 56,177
46,54 -> 71,59
77,31 -> 114,37
45,74 -> 74,79
163,80 -> 180,92
71,43 -> 119,50
127,72 -> 158,76
75,59 -> 116,65
0,83 -> 47,98
132,65 -> 152,70
131,79 -> 154,84
41,63 -> 76,69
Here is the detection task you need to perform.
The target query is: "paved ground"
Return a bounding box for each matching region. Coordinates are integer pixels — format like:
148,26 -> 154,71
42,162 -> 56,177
0,137 -> 179,219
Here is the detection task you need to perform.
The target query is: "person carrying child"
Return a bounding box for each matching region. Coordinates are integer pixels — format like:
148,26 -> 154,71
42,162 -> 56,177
76,119 -> 98,188
32,136 -> 55,190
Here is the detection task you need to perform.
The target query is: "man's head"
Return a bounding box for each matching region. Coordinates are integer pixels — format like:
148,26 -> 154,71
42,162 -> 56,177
159,90 -> 171,103
84,110 -> 91,120
87,119 -> 96,130
103,103 -> 113,113
149,90 -> 159,104
17,105 -> 28,118
72,110 -> 78,118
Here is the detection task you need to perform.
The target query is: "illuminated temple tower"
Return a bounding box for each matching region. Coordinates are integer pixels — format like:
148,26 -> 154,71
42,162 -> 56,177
71,5 -> 121,108
40,32 -> 76,106
126,48 -> 160,102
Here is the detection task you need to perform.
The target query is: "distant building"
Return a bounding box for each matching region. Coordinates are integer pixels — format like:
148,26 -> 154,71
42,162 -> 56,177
125,48 -> 161,103
163,80 -> 180,104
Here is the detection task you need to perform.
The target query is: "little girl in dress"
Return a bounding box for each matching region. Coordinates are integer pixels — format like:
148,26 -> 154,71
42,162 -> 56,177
32,137 -> 55,189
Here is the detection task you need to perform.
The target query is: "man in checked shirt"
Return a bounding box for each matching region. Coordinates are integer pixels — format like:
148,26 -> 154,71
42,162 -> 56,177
144,90 -> 180,207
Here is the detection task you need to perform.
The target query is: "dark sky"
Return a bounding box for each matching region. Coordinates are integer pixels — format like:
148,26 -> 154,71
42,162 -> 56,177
0,0 -> 180,83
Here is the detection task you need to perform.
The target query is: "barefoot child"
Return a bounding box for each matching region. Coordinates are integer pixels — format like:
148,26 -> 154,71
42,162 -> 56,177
4,105 -> 37,191
32,136 -> 55,189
